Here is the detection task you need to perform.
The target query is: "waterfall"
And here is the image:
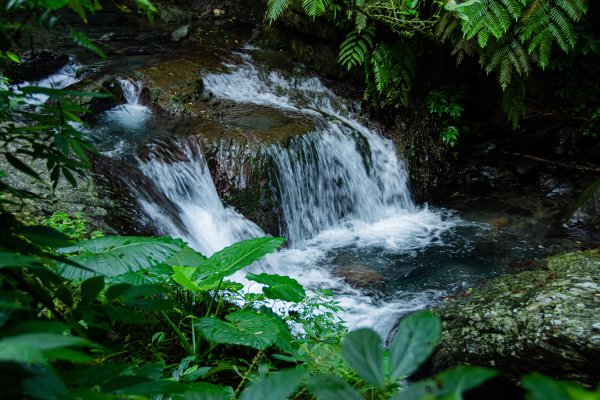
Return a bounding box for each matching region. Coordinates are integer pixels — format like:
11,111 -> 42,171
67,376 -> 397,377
94,78 -> 152,158
203,61 -> 416,245
136,138 -> 264,257
108,57 -> 460,334
104,78 -> 151,130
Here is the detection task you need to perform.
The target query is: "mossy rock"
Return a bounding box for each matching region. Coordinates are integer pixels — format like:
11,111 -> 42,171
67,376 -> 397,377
432,250 -> 600,387
563,179 -> 600,240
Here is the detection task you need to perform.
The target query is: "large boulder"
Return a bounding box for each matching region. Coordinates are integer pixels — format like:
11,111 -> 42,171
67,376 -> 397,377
563,180 -> 600,240
432,250 -> 600,387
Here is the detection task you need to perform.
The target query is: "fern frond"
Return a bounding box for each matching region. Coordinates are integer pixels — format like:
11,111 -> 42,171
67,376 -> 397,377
338,27 -> 375,70
371,43 -> 392,93
302,0 -> 330,18
502,80 -> 526,128
555,0 -> 587,21
266,0 -> 293,22
481,36 -> 530,88
355,11 -> 368,32
435,13 -> 460,42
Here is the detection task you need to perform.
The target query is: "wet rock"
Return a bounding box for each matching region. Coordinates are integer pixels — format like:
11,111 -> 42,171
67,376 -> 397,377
514,161 -> 539,183
538,174 -> 560,192
563,179 -> 600,240
432,250 -> 600,386
547,181 -> 573,198
553,127 -> 576,156
458,167 -> 494,197
487,216 -> 510,228
4,51 -> 69,83
394,111 -> 456,202
90,153 -> 179,236
0,145 -> 111,230
171,24 -> 191,42
538,174 -> 573,198
334,263 -> 385,290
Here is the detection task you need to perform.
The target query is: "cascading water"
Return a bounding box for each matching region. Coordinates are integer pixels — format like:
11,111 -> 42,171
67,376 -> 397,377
136,139 -> 264,257
92,78 -> 153,158
100,54 -> 466,335
11,61 -> 82,105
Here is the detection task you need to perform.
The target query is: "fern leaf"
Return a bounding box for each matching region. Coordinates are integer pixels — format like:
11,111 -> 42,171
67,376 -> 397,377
266,0 -> 293,22
302,0 -> 329,18
502,80 -> 526,128
338,28 -> 375,70
555,0 -> 587,21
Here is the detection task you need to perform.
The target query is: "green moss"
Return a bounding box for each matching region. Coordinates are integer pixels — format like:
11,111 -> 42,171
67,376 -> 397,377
432,250 -> 600,386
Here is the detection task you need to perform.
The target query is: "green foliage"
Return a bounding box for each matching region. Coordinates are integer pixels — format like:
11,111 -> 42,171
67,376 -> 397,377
342,328 -> 386,386
55,235 -> 185,280
522,373 -> 600,400
502,80 -> 527,129
42,211 -> 103,240
429,87 -> 466,146
246,272 -> 306,302
441,0 -> 588,88
266,0 -> 592,127
196,310 -> 283,350
389,311 -> 441,379
339,27 -> 375,70
266,0 -> 332,22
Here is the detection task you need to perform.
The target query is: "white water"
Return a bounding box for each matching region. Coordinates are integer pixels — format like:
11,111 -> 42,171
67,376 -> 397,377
10,61 -> 82,105
136,140 -> 264,258
111,58 -> 461,335
94,78 -> 152,158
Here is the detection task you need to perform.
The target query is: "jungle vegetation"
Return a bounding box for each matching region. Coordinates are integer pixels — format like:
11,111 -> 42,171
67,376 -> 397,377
0,0 -> 598,399
266,0 -> 599,145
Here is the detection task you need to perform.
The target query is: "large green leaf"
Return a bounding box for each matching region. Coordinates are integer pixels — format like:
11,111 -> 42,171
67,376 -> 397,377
306,375 -> 363,400
435,366 -> 497,399
0,252 -> 43,269
0,333 -> 96,366
522,373 -> 600,400
192,237 -> 286,286
389,311 -> 441,379
240,368 -> 305,400
164,245 -> 207,266
341,328 -> 385,387
195,310 -> 281,350
172,266 -> 202,293
247,273 -> 306,302
55,236 -> 185,280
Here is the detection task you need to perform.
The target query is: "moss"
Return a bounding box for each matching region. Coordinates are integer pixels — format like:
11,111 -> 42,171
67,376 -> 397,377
432,250 -> 600,387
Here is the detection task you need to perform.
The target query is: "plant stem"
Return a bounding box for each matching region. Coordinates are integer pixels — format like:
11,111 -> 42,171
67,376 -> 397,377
161,310 -> 193,356
233,351 -> 263,398
204,278 -> 224,317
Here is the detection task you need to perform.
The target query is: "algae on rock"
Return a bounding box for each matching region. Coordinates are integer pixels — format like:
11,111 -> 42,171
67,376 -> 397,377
432,250 -> 600,386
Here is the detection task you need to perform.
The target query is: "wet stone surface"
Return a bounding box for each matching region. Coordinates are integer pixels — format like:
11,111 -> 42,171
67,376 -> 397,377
432,250 -> 600,386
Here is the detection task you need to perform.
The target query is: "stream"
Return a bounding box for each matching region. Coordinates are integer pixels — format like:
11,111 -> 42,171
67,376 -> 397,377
35,45 -> 575,338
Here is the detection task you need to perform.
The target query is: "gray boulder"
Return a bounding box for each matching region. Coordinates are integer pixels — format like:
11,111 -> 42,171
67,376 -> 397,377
432,250 -> 600,386
563,180 -> 600,240
171,25 -> 191,42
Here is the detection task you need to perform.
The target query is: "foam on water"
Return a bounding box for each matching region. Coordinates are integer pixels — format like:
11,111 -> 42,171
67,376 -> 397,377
93,78 -> 152,157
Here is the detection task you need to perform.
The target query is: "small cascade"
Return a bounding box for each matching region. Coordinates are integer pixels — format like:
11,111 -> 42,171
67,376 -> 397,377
94,78 -> 152,158
203,61 -> 417,245
136,138 -> 264,257
14,61 -> 82,105
103,78 -> 151,130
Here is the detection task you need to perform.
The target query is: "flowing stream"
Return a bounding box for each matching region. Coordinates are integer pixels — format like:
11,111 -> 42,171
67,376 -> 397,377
91,53 -> 535,336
